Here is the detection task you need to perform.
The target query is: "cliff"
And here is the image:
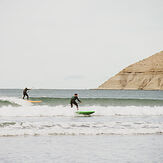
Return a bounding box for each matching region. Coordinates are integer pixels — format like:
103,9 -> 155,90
98,51 -> 163,90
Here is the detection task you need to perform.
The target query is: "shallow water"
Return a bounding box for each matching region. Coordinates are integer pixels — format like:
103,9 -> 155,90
0,135 -> 163,163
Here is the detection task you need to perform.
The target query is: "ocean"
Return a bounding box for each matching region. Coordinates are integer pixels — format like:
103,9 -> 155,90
0,89 -> 163,163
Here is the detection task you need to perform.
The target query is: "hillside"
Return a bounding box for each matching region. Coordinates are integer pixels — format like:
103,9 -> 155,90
98,51 -> 163,90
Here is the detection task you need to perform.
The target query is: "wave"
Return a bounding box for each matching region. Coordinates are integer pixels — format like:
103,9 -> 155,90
0,97 -> 32,107
0,120 -> 162,136
0,105 -> 163,117
0,97 -> 163,137
1,97 -> 163,107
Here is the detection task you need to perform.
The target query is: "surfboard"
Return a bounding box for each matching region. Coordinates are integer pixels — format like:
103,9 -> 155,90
76,111 -> 95,115
25,100 -> 42,103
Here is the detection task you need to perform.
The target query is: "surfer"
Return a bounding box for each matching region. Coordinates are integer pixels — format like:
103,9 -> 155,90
22,88 -> 31,100
70,94 -> 81,110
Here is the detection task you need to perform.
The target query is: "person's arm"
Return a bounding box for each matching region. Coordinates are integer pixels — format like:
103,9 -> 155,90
77,97 -> 81,103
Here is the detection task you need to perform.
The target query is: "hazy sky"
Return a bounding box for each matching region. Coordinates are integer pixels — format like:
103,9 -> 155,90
0,0 -> 163,89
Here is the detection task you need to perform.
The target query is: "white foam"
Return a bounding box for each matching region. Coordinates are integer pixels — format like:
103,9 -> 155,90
0,105 -> 163,136
0,105 -> 163,117
0,121 -> 163,136
92,105 -> 163,116
0,105 -> 75,117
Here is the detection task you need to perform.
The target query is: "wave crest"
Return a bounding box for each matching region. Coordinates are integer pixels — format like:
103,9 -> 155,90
0,105 -> 163,117
0,120 -> 163,136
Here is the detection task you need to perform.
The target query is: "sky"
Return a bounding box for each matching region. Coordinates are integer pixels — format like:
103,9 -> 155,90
0,0 -> 163,89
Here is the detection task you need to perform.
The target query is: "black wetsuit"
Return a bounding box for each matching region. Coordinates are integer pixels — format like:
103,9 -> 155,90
23,88 -> 30,100
70,96 -> 81,108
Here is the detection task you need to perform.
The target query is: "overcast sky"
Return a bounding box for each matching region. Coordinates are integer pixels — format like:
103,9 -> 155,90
0,0 -> 163,89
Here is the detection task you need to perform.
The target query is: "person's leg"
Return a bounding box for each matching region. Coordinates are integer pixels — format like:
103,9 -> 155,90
26,94 -> 29,100
23,93 -> 29,100
23,94 -> 25,99
74,102 -> 78,109
70,101 -> 73,108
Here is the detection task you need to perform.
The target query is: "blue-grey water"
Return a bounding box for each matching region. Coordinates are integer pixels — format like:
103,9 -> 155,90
0,89 -> 163,162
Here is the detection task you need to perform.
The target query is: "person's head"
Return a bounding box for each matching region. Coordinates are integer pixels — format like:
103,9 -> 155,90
74,94 -> 78,97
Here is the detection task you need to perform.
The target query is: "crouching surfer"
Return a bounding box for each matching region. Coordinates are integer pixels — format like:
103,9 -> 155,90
22,88 -> 31,100
70,94 -> 81,110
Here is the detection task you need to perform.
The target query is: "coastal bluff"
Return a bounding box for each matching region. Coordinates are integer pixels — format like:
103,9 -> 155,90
98,51 -> 163,90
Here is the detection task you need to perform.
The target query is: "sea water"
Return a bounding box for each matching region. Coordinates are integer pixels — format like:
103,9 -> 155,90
0,89 -> 163,162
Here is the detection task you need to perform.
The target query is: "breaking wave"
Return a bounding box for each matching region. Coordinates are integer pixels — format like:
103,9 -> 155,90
0,105 -> 163,117
1,96 -> 163,107
0,120 -> 163,136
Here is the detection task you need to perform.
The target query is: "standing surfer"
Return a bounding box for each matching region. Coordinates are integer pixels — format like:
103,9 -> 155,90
70,94 -> 81,110
22,88 -> 31,100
